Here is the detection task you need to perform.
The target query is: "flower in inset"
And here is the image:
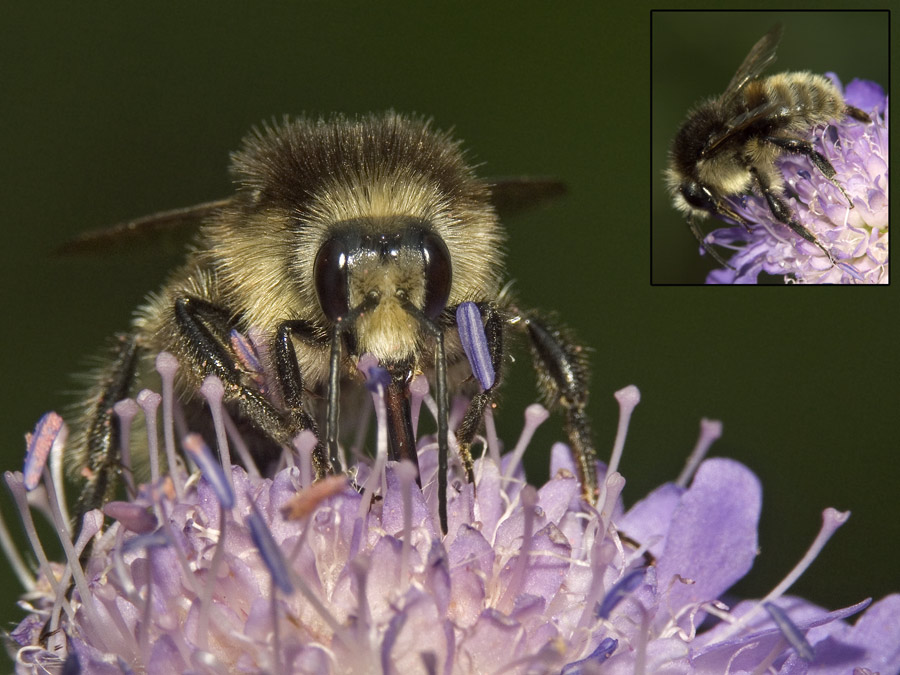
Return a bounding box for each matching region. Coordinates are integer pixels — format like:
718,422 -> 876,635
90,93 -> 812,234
705,77 -> 888,284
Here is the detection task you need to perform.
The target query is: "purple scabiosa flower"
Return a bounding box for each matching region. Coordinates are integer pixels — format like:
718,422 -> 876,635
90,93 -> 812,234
3,351 -> 899,673
706,78 -> 888,284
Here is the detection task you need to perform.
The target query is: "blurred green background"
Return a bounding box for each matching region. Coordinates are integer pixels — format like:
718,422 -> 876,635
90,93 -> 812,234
0,4 -> 894,664
653,11 -> 888,283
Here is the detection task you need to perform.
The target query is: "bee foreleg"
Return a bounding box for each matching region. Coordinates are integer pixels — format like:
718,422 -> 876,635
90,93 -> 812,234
515,311 -> 597,504
174,297 -> 312,465
455,302 -> 504,483
274,320 -> 329,477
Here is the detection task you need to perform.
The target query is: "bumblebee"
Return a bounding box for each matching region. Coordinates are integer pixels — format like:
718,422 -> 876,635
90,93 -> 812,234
666,24 -> 871,268
66,112 -> 596,533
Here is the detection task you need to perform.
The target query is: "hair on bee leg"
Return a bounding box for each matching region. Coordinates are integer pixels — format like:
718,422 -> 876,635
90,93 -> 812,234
73,334 -> 140,528
516,310 -> 598,504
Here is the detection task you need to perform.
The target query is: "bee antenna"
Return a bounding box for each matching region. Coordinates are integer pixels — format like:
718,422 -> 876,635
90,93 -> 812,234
325,297 -> 380,474
401,301 -> 451,535
688,218 -> 735,270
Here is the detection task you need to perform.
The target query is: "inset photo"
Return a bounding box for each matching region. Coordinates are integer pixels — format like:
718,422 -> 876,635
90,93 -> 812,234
651,11 -> 888,284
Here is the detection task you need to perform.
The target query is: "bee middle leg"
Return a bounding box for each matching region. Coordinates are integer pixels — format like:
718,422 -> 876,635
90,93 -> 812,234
763,135 -> 854,207
748,165 -> 835,264
514,309 -> 597,504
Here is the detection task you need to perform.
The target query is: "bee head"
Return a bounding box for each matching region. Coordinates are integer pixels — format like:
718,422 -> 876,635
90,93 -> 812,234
202,113 -> 505,363
666,164 -> 712,218
666,168 -> 753,243
314,217 -> 452,364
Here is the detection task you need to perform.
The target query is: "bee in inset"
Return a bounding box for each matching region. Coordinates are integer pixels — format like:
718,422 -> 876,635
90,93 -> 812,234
64,112 -> 596,534
665,24 -> 871,268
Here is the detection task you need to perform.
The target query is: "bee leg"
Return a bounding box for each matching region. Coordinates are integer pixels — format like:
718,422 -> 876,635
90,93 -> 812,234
274,320 -> 330,477
74,334 -> 140,524
763,136 -> 854,208
845,105 -> 871,123
515,310 -> 597,504
749,166 -> 836,265
174,297 -> 320,470
455,303 -> 504,483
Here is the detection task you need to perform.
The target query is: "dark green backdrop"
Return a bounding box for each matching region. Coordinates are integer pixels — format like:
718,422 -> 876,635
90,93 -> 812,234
0,4 -> 894,664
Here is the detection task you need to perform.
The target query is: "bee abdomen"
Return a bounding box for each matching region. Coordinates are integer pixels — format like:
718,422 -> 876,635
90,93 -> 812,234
760,72 -> 845,127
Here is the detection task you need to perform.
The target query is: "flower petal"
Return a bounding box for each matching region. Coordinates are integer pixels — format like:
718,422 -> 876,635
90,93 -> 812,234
655,458 -> 761,632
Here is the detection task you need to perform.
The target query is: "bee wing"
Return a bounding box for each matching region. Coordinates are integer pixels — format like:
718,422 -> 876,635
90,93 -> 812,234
482,177 -> 567,217
703,100 -> 784,154
55,198 -> 233,256
718,23 -> 782,107
57,176 -> 565,255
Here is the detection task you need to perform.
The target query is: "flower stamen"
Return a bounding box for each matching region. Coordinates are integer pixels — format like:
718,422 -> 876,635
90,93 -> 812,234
200,375 -> 237,497
155,352 -> 184,499
113,399 -> 140,498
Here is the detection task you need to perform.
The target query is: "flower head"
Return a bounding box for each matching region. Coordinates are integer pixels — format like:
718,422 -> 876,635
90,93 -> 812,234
705,77 -> 888,284
4,359 -> 899,673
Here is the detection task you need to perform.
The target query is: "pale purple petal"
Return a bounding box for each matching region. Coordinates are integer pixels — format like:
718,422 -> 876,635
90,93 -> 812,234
9,369 -> 896,673
655,458 -> 761,632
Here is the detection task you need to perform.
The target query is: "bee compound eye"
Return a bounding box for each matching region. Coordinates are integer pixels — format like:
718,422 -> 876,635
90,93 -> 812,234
680,182 -> 714,210
314,236 -> 350,321
421,231 -> 452,320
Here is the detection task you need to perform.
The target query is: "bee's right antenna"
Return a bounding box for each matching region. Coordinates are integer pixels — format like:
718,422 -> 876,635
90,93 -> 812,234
687,217 -> 735,270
